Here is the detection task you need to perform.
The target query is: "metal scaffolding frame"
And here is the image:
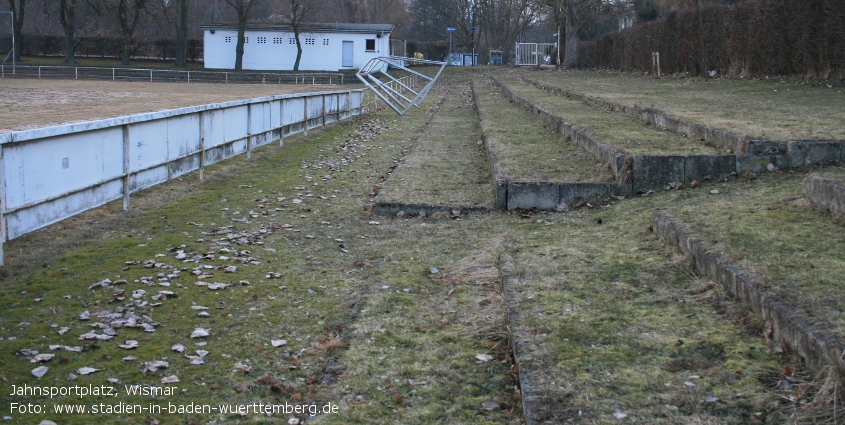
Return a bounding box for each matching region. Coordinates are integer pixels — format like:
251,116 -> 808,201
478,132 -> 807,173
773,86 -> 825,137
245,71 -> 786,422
355,56 -> 446,116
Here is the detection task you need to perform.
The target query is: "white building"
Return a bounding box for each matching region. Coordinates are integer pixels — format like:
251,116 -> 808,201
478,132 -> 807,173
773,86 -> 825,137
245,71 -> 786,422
201,22 -> 394,71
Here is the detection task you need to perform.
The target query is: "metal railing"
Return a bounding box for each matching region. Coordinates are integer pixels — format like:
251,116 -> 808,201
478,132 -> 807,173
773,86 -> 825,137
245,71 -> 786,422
0,64 -> 347,85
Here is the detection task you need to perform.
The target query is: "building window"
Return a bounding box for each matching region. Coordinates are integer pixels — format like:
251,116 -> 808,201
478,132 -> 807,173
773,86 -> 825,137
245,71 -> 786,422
289,38 -> 296,45
257,36 -> 266,44
245,36 -> 249,43
305,38 -> 315,45
273,37 -> 283,44
322,39 -> 329,46
225,36 -> 232,43
365,39 -> 375,51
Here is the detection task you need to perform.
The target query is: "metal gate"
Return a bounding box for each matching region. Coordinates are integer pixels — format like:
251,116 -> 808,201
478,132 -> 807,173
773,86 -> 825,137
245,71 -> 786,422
515,43 -> 557,66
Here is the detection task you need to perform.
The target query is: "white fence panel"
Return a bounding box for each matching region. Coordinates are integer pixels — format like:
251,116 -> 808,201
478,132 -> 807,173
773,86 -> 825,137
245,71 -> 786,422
4,127 -> 124,210
284,98 -> 306,134
6,180 -> 124,240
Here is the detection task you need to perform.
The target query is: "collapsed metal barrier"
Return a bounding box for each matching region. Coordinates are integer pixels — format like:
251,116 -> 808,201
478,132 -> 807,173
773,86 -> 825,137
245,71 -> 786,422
356,56 -> 447,116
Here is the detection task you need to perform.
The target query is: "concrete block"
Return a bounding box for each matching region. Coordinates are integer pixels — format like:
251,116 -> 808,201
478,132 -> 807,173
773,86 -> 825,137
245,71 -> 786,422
632,155 -> 685,192
746,140 -> 787,155
494,177 -> 508,210
684,154 -> 736,183
559,183 -> 616,207
804,175 -> 845,220
507,182 -> 559,210
788,140 -> 845,167
736,155 -> 789,174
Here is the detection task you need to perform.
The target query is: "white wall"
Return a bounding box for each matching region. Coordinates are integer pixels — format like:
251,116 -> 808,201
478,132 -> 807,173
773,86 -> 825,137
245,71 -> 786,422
0,89 -> 367,265
204,29 -> 390,71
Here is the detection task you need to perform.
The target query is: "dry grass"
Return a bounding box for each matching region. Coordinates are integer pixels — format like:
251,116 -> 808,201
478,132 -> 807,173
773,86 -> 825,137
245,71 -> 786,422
516,68 -> 845,142
473,76 -> 611,183
665,167 -> 845,341
373,79 -> 494,210
494,73 -> 721,155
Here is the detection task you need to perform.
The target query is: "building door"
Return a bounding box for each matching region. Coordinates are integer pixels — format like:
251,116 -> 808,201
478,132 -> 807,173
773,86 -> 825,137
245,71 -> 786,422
342,41 -> 353,67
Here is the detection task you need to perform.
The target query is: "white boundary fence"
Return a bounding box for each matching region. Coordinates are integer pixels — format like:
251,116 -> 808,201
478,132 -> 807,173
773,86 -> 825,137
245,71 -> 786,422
0,88 -> 367,265
0,64 -> 347,85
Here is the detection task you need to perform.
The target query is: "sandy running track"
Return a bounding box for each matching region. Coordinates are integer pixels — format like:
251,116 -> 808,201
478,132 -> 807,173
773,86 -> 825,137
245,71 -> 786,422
0,78 -> 343,133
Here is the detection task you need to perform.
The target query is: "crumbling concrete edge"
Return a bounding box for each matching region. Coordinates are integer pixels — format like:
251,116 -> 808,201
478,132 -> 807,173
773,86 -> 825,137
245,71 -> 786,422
804,174 -> 845,221
475,79 -> 626,210
522,77 -> 845,168
500,253 -> 547,425
371,202 -> 490,217
490,76 -> 626,180
653,209 -> 845,375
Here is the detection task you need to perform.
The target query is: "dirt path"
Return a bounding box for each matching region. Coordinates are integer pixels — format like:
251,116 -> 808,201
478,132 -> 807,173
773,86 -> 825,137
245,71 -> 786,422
0,78 -> 335,133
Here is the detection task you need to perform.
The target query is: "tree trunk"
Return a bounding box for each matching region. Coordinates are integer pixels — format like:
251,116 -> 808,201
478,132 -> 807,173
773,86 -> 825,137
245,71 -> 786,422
293,28 -> 302,71
563,20 -> 578,67
175,0 -> 188,68
562,0 -> 579,68
63,26 -> 75,64
121,36 -> 132,65
8,0 -> 24,61
59,0 -> 77,64
234,16 -> 246,70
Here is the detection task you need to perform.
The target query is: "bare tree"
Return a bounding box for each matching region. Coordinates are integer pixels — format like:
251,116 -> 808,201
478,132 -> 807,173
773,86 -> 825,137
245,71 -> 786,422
93,0 -> 148,65
478,0 -> 540,62
284,0 -> 313,71
6,0 -> 24,60
58,0 -> 78,63
174,0 -> 187,67
225,0 -> 257,70
545,0 -> 599,67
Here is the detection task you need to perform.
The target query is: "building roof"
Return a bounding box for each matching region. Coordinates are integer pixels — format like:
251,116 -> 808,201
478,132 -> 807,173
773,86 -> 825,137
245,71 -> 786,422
201,22 -> 394,34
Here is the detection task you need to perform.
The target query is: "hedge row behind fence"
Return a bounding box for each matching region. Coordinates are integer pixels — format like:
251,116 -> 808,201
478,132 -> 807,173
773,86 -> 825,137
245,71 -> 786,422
19,35 -> 203,62
579,0 -> 845,79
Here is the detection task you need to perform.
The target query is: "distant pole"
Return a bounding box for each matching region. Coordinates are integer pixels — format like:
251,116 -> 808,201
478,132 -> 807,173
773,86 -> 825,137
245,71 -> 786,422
446,27 -> 456,65
10,10 -> 14,73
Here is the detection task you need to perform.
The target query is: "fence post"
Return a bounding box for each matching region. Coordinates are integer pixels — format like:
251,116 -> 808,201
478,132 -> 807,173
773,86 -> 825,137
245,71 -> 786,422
122,125 -> 131,210
75,67 -> 78,79
0,144 -> 6,267
150,69 -> 153,82
246,103 -> 253,160
303,97 -> 309,136
38,66 -> 41,78
322,95 -> 327,128
199,111 -> 206,180
279,99 -> 285,146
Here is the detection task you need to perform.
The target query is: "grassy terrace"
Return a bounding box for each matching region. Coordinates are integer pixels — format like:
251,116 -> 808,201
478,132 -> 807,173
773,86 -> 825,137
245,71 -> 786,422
506,186 -> 792,423
0,68 -> 837,424
473,76 -> 610,183
665,167 -> 845,341
373,78 -> 493,210
494,74 -> 721,156
514,69 -> 845,142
